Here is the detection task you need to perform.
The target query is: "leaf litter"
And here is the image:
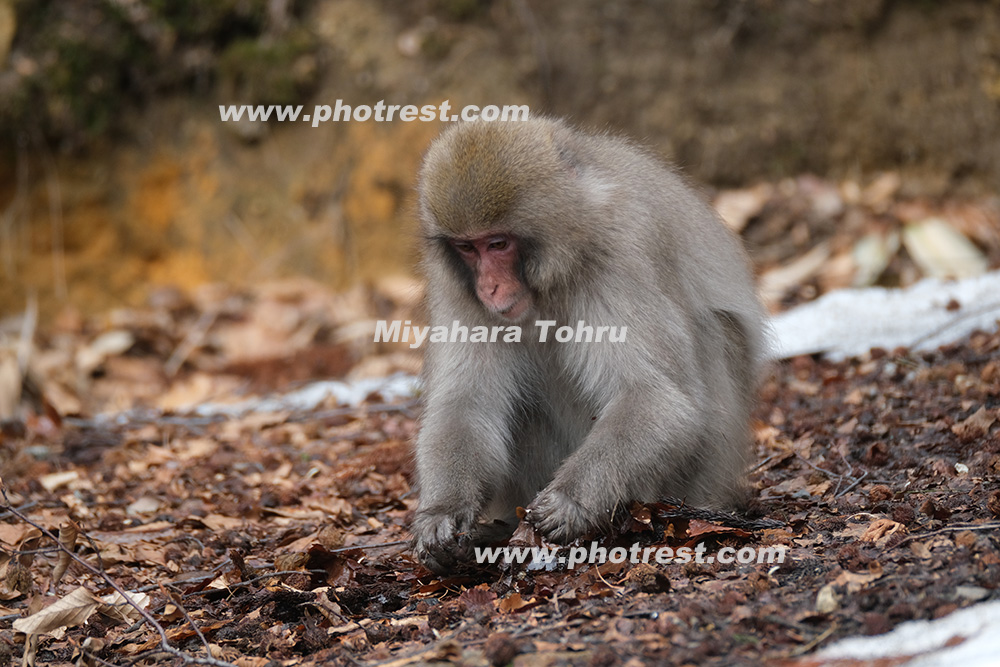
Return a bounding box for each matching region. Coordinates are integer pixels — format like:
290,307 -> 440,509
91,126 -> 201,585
0,175 -> 999,665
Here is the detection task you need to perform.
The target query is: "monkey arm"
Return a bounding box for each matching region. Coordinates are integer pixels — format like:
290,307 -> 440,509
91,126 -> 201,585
411,342 -> 523,571
415,386 -> 514,513
528,378 -> 707,542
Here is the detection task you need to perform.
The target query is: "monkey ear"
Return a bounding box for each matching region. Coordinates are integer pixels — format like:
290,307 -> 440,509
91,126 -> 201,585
553,140 -> 582,179
536,122 -> 578,178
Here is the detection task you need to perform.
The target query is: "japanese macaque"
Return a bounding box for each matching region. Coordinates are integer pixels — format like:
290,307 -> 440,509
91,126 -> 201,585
411,117 -> 765,573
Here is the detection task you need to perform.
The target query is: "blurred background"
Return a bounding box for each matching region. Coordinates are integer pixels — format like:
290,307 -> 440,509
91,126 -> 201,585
0,0 -> 999,412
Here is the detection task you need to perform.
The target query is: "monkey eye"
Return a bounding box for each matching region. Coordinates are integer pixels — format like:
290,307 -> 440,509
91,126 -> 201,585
451,241 -> 476,255
488,239 -> 508,251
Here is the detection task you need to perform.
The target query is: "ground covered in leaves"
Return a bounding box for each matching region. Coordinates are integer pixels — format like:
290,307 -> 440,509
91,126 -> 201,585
2,176 -> 1000,665
2,318 -> 998,666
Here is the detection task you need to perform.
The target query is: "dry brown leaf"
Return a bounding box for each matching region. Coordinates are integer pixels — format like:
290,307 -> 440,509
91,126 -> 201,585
816,250 -> 856,292
51,521 -> 79,587
38,471 -> 79,493
833,563 -> 885,594
0,348 -> 21,420
422,639 -> 463,663
76,330 -> 135,377
861,172 -> 901,211
14,529 -> 41,568
713,183 -> 773,232
198,514 -> 247,532
860,518 -> 906,545
1,529 -> 41,599
688,519 -> 750,539
815,583 -> 840,613
234,658 -> 273,667
12,586 -> 100,637
126,496 -> 162,515
99,590 -> 150,623
72,637 -> 106,667
759,242 -> 831,305
951,406 -> 997,441
902,218 -> 988,279
0,524 -> 34,548
497,592 -> 534,613
851,230 -> 900,287
21,632 -> 37,667
458,584 -> 497,614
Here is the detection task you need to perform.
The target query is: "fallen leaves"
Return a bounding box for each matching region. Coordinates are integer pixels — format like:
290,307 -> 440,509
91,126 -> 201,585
0,203 -> 998,664
12,587 -> 100,638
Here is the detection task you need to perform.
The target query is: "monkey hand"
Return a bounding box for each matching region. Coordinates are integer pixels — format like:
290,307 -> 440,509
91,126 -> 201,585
411,509 -> 477,574
527,486 -> 607,544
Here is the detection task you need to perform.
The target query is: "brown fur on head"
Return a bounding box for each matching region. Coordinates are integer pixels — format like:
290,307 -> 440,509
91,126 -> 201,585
419,119 -> 564,236
417,118 -> 603,300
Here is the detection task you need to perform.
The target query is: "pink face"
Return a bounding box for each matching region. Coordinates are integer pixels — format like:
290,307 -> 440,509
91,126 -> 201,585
450,234 -> 532,320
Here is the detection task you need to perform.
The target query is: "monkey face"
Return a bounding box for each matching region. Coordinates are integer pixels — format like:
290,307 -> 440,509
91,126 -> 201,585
449,233 -> 533,320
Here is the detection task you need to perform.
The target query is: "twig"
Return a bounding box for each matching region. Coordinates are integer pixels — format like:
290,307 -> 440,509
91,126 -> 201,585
0,500 -> 37,520
159,583 -> 213,658
795,453 -> 868,498
836,470 -> 868,497
787,622 -> 838,657
64,398 -> 422,431
0,485 -> 237,667
179,569 -> 324,598
795,453 -> 842,480
907,300 -> 1000,352
749,454 -> 775,473
179,541 -> 409,598
890,522 -> 1000,551
328,539 -> 409,553
592,565 -> 622,593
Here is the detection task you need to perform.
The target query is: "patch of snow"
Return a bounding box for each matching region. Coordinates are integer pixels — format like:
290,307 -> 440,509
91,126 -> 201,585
187,373 -> 421,417
771,271 -> 1000,360
815,599 -> 1000,667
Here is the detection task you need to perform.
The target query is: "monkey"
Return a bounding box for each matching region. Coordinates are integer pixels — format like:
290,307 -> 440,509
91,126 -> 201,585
411,117 -> 765,573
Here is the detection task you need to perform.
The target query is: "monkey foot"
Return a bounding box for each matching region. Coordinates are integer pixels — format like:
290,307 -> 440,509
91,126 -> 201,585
411,511 -> 475,574
527,488 -> 605,543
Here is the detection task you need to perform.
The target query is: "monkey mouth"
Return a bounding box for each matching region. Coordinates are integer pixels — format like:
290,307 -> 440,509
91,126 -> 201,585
497,297 -> 530,321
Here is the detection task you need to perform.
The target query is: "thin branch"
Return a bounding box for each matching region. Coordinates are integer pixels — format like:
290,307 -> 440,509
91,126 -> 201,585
836,470 -> 868,498
0,485 -> 237,667
890,521 -> 1000,551
159,583 -> 213,658
907,300 -> 1000,352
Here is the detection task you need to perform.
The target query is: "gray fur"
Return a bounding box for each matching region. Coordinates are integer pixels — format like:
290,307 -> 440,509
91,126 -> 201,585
412,117 -> 765,573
